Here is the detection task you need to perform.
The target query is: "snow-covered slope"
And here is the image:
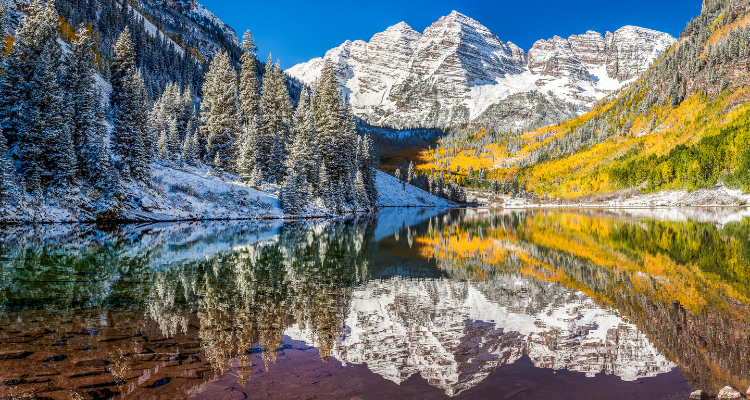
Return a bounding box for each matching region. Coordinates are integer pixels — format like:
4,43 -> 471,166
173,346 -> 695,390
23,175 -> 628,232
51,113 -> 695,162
0,168 -> 451,223
375,170 -> 455,207
287,12 -> 675,130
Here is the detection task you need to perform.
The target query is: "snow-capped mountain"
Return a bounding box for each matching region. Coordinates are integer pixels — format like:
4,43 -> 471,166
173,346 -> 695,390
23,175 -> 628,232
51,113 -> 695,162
287,11 -> 675,130
286,275 -> 675,396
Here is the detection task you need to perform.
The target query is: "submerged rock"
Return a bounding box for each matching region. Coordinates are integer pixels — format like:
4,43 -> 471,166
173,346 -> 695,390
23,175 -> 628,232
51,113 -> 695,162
689,390 -> 708,400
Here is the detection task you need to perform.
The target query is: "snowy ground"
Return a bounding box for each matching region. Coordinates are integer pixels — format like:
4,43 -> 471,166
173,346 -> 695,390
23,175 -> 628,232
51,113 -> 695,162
375,170 -> 455,208
0,165 -> 454,223
467,185 -> 750,212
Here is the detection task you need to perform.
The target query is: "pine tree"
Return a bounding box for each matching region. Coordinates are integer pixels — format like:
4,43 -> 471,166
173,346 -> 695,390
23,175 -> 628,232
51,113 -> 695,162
158,120 -> 170,160
0,2 -> 9,45
64,24 -> 99,182
236,117 -> 258,181
89,92 -> 114,189
280,173 -> 302,215
257,55 -> 292,183
201,50 -> 239,172
361,134 -> 378,207
256,55 -> 276,178
354,169 -> 369,211
0,0 -> 62,193
239,30 -> 260,125
182,106 -> 200,166
341,103 -> 357,204
315,60 -> 344,202
31,39 -> 77,188
286,90 -> 317,194
112,28 -> 150,181
111,27 -> 135,111
0,123 -> 16,203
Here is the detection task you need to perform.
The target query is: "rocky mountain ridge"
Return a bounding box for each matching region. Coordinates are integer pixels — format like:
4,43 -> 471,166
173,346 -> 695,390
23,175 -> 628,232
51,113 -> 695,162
287,11 -> 675,130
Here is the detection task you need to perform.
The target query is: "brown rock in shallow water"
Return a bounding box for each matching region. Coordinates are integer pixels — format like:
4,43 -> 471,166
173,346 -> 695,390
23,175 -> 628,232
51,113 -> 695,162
717,386 -> 744,399
690,390 -> 708,400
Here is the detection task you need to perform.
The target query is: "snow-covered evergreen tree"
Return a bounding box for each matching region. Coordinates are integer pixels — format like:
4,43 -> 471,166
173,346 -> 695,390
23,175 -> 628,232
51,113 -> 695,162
112,28 -> 150,181
182,106 -> 200,166
361,133 -> 378,207
111,26 -> 135,111
286,90 -> 317,194
280,173 -> 303,215
239,30 -> 260,125
201,50 -> 239,172
0,123 -> 16,203
354,169 -> 369,211
258,55 -> 292,183
237,117 -> 258,182
64,24 -> 100,183
31,40 -> 77,189
314,60 -> 344,203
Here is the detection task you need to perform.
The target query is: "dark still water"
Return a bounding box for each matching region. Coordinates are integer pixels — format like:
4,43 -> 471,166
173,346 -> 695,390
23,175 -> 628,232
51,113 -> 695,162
2,208 -> 750,399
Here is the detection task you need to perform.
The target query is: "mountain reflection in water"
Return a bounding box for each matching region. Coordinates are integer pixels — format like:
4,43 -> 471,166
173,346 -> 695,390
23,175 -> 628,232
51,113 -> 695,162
0,208 -> 748,399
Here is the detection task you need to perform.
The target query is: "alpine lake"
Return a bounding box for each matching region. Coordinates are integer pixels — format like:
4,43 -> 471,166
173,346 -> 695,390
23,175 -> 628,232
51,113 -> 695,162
2,207 -> 750,400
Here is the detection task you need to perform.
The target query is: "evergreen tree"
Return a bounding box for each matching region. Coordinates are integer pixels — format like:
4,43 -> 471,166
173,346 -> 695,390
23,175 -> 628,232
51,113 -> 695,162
239,30 -> 260,125
0,2 -> 9,43
361,134 -> 378,207
112,28 -> 150,180
31,40 -> 77,188
111,27 -> 135,111
354,169 -> 369,211
201,50 -> 239,172
257,55 -> 292,183
279,173 -> 302,215
182,106 -> 200,166
89,92 -> 115,189
237,118 -> 258,181
0,0 -> 62,194
315,60 -> 344,203
64,24 -> 99,182
286,90 -> 317,194
0,124 -> 16,203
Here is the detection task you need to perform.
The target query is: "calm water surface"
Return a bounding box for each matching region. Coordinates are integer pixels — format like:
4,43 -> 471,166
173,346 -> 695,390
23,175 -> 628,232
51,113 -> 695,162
1,208 -> 749,399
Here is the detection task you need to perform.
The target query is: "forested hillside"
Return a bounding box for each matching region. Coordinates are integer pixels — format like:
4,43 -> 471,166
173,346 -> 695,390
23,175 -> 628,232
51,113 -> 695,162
396,0 -> 750,201
0,0 -> 387,221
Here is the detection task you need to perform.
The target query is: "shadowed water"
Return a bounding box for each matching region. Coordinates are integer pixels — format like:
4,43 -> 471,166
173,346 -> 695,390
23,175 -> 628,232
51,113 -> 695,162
1,208 -> 748,399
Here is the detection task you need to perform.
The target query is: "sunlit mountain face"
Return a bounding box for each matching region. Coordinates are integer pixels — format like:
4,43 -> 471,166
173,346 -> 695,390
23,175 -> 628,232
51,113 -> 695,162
1,209 -> 749,398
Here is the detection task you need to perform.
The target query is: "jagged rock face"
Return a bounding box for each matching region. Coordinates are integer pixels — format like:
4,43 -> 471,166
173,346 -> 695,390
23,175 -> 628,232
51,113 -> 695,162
288,12 -> 675,130
528,26 -> 675,83
569,31 -> 607,70
528,36 -> 590,81
604,26 -> 676,82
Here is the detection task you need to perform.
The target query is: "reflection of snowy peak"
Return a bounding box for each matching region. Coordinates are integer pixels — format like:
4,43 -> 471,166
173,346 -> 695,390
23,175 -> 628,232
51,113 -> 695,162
286,275 -> 674,396
287,13 -> 675,131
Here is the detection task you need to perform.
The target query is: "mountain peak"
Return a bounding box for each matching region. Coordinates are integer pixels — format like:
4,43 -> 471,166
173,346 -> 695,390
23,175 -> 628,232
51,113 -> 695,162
384,21 -> 420,36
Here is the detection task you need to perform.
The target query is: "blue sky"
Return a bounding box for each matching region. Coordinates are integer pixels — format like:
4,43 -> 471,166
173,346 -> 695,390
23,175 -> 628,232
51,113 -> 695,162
200,0 -> 703,69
